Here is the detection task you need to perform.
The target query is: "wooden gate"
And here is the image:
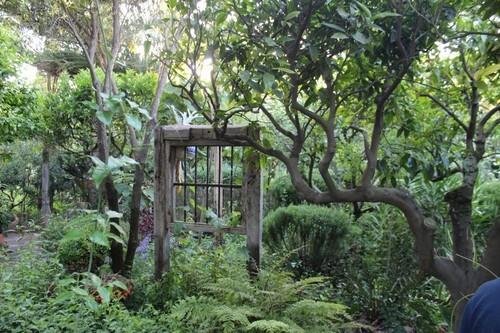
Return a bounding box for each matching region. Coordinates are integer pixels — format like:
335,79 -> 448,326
154,125 -> 262,279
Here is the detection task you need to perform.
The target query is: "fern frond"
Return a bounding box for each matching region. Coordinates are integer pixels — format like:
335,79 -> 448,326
212,305 -> 251,332
204,277 -> 257,305
285,299 -> 349,323
246,319 -> 291,333
285,300 -> 373,332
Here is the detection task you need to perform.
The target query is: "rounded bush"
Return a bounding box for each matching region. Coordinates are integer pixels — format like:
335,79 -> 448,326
58,236 -> 107,273
264,205 -> 352,275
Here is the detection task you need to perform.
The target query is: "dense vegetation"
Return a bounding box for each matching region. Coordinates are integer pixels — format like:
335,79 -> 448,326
0,0 -> 498,332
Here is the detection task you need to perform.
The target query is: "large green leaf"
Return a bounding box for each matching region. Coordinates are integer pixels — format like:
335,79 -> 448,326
284,11 -> 300,21
263,72 -> 275,90
110,222 -> 126,236
107,156 -> 138,170
332,32 -> 349,39
92,164 -> 110,187
89,231 -> 110,248
108,233 -> 125,246
352,31 -> 369,44
474,63 -> 500,80
62,229 -> 85,241
97,286 -> 111,304
239,70 -> 251,83
109,280 -> 128,290
355,1 -> 371,18
373,12 -> 401,20
106,210 -> 123,219
273,67 -> 295,74
321,22 -> 346,32
125,113 -> 142,130
96,110 -> 112,125
71,287 -> 89,297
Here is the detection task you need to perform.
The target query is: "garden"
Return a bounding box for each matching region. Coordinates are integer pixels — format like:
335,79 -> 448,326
0,0 -> 499,332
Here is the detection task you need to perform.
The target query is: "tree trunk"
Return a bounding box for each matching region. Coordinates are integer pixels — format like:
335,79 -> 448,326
122,163 -> 145,275
445,186 -> 474,273
86,176 -> 98,209
96,120 -> 124,273
40,146 -> 51,225
122,65 -> 168,275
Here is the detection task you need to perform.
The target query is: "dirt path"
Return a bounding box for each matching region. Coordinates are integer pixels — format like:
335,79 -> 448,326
0,232 -> 41,261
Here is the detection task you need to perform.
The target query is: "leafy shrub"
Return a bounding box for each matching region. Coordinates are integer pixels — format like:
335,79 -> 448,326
473,180 -> 500,241
264,205 -> 352,275
266,175 -> 328,212
0,205 -> 12,231
40,215 -> 68,252
267,175 -> 302,210
334,205 -> 446,331
54,213 -> 112,273
0,250 -> 170,333
58,236 -> 107,273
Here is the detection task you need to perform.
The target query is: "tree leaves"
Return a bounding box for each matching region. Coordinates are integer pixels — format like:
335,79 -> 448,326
321,22 -> 346,32
273,67 -> 295,74
106,210 -> 123,219
332,32 -> 349,39
263,72 -> 275,90
90,155 -> 138,187
239,70 -> 251,83
284,11 -> 300,21
352,31 -> 369,44
373,12 -> 401,20
474,63 -> 500,81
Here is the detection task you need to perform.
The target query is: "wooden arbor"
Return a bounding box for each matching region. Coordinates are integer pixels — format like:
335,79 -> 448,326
154,125 -> 263,279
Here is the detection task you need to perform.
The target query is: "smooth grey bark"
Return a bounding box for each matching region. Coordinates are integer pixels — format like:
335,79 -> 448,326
40,146 -> 51,225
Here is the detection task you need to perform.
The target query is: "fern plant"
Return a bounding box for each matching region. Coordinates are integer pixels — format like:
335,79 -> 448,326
167,264 -> 366,333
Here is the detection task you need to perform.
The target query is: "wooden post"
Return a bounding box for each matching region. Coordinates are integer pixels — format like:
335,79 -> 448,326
242,130 -> 263,276
154,128 -> 176,279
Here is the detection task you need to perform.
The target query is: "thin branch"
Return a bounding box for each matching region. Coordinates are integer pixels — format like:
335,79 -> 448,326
349,126 -> 370,160
259,104 -> 297,140
421,94 -> 468,131
479,105 -> 500,129
486,118 -> 500,137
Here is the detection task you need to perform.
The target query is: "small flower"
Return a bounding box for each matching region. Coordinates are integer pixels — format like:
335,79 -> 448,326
137,234 -> 152,259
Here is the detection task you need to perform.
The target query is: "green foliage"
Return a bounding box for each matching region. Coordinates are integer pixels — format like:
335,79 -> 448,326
246,320 -> 291,333
335,205 -> 446,331
166,256 -> 358,333
58,236 -> 107,273
168,296 -> 252,333
267,175 -> 302,210
0,251 -> 170,333
54,212 -> 127,273
1,230 -> 359,333
264,205 -> 352,275
39,216 -> 69,251
0,22 -> 22,78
